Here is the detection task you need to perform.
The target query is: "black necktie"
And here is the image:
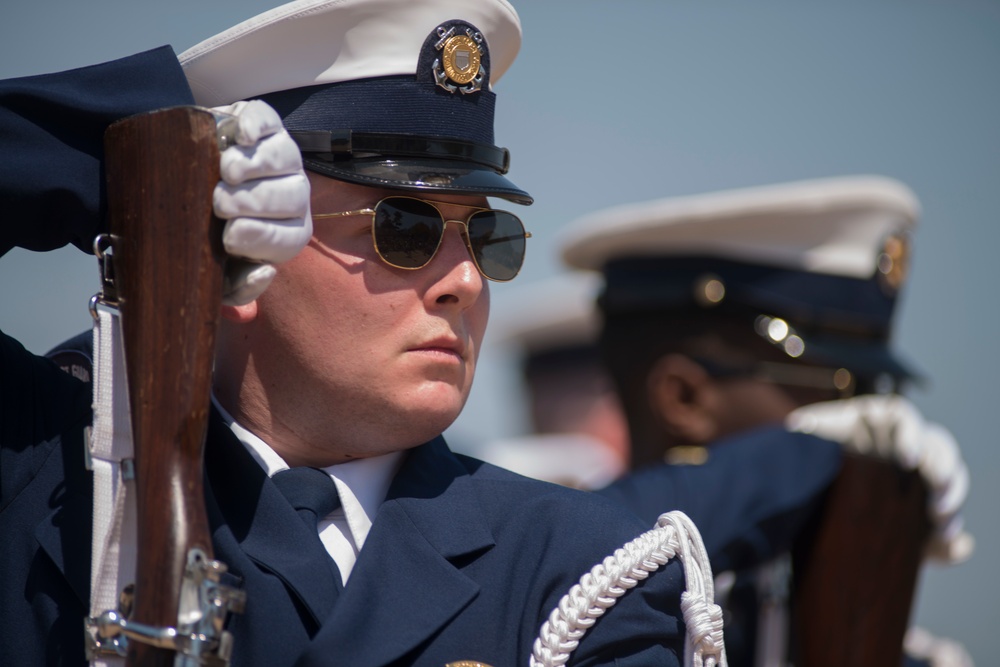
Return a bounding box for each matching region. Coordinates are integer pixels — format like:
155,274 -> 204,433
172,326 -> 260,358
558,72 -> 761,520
270,466 -> 345,606
271,466 -> 342,531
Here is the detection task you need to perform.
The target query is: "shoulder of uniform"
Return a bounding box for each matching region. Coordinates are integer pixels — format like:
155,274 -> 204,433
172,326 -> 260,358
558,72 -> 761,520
44,330 -> 93,385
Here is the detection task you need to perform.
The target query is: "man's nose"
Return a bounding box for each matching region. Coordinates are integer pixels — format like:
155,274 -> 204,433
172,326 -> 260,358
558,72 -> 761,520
425,222 -> 484,304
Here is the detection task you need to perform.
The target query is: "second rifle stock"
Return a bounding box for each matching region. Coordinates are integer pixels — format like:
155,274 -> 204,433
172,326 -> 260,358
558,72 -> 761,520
790,452 -> 932,666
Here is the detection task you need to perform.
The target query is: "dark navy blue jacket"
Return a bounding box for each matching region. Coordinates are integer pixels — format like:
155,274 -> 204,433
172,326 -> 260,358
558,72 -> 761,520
1,331 -> 690,665
0,48 -> 842,666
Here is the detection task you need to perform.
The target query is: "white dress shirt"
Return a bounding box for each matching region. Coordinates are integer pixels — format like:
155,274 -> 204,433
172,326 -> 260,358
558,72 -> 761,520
213,398 -> 403,584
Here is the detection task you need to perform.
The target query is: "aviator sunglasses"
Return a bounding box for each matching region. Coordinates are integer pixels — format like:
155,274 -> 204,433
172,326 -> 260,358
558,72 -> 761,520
313,196 -> 531,282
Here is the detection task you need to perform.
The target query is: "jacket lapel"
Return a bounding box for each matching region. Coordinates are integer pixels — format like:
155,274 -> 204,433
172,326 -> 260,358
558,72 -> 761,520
33,481 -> 92,607
300,438 -> 496,666
204,411 -> 342,628
33,424 -> 92,608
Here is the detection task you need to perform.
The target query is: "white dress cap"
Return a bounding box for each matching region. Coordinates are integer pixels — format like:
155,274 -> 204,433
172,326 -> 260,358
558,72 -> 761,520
560,175 -> 919,280
179,0 -> 522,107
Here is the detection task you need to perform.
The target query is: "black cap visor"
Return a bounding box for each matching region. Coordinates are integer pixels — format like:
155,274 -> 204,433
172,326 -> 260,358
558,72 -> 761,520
303,154 -> 533,205
795,333 -> 923,387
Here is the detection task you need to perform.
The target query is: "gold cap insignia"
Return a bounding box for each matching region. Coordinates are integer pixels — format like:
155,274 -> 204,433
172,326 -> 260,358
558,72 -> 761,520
443,35 -> 481,84
433,25 -> 486,94
876,232 -> 910,294
446,662 -> 494,667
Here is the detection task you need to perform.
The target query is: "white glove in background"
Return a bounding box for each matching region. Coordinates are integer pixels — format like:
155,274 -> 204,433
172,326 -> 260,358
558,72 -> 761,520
210,100 -> 312,306
905,626 -> 975,667
785,394 -> 974,564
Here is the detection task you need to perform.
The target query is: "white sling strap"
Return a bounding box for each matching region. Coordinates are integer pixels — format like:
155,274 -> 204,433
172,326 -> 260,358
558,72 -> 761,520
86,304 -> 137,666
531,510 -> 728,667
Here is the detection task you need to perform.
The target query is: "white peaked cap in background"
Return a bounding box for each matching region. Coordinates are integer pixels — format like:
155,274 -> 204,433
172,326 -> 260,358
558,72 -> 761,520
490,272 -> 602,355
560,175 -> 920,280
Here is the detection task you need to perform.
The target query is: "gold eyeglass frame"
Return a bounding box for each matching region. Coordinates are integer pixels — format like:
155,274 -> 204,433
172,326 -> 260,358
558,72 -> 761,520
313,195 -> 531,282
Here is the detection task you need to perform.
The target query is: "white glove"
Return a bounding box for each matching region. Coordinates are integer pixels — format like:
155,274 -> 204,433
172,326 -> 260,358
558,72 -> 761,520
904,626 -> 975,667
786,394 -> 974,564
211,100 -> 312,306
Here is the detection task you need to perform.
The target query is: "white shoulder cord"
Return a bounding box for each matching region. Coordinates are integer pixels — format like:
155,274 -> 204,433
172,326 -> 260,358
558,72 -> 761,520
86,304 -> 138,665
531,510 -> 727,667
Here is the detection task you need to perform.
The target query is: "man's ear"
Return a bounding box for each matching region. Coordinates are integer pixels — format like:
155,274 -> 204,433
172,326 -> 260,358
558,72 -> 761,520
646,353 -> 721,445
221,300 -> 258,324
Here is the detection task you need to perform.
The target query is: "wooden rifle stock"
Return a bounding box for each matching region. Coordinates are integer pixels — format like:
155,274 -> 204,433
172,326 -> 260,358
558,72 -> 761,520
790,453 -> 932,666
105,106 -> 225,666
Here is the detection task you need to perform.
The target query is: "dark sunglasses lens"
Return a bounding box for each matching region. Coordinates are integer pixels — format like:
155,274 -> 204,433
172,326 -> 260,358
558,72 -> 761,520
372,198 -> 444,269
467,211 -> 527,281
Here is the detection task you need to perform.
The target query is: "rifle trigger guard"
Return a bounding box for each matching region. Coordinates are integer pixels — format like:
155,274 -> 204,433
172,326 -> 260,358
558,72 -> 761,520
84,549 -> 245,666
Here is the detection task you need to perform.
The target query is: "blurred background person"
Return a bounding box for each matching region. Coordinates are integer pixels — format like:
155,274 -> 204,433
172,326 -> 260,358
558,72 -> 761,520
558,174 -> 972,666
476,273 -> 628,489
562,175 -> 922,469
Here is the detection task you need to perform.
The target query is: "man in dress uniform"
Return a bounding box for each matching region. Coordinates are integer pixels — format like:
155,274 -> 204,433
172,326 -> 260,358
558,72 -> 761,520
1,1 -> 735,665
559,175 -> 974,666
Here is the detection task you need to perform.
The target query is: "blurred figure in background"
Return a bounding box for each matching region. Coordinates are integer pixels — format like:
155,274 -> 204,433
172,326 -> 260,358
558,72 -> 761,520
476,273 -> 628,489
562,175 -> 921,468
558,174 -> 973,666
481,175 -> 971,665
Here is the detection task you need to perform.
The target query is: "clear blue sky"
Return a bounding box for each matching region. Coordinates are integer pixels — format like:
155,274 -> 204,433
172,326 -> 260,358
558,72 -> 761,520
2,1 -> 997,662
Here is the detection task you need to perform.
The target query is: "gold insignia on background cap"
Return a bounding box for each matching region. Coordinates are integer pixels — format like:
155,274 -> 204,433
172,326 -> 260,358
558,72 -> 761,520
434,25 -> 486,94
876,232 -> 910,294
445,662 -> 494,667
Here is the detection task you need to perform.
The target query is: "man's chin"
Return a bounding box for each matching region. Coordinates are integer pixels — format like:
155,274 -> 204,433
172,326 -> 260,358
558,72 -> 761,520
402,403 -> 467,443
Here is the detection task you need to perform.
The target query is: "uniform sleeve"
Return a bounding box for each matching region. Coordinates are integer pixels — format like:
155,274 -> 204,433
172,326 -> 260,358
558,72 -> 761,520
597,426 -> 843,572
531,491 -> 687,666
0,45 -> 195,256
0,329 -> 92,511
